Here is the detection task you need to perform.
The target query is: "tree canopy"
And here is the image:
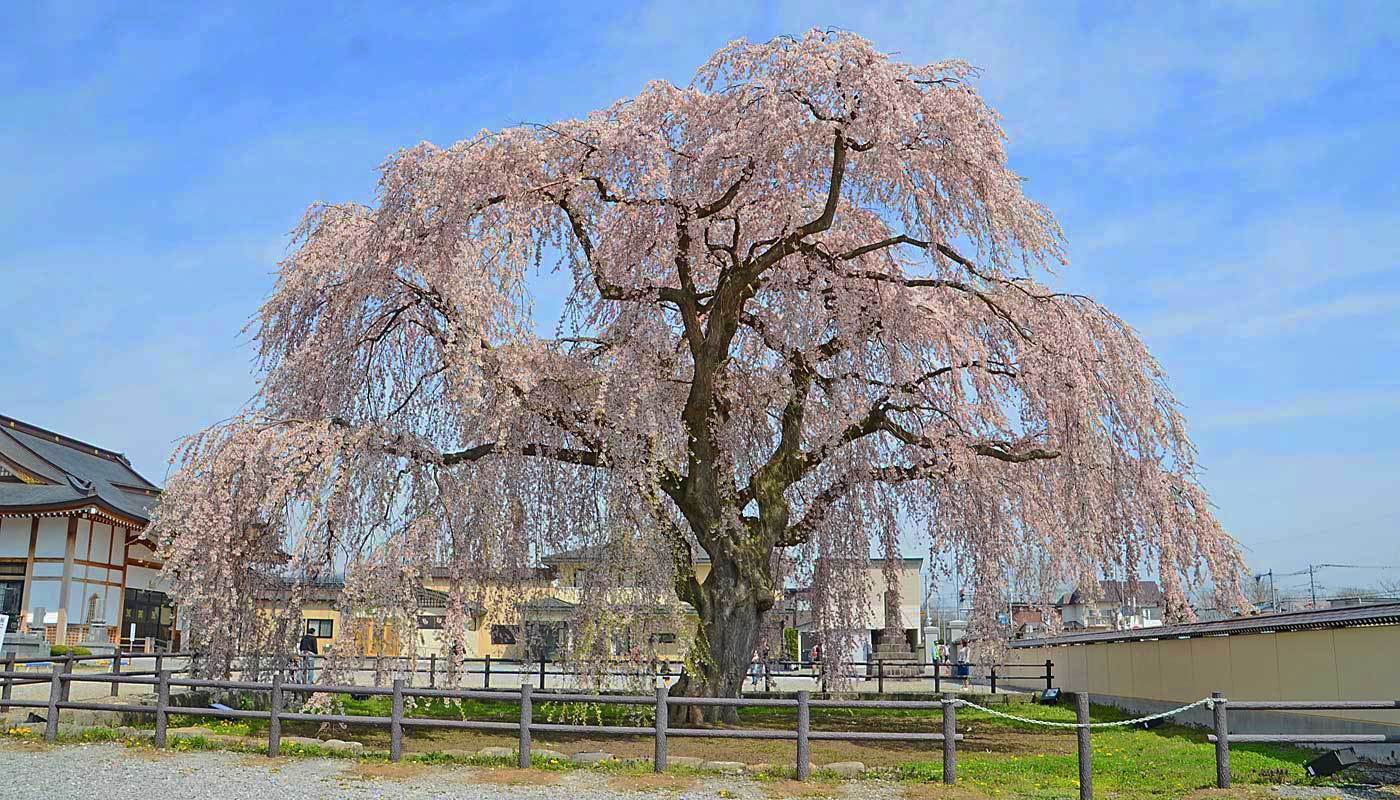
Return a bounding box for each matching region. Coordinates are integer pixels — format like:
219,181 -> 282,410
152,30 -> 1245,693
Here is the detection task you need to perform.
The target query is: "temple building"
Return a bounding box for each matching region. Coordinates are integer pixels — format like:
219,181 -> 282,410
0,414 -> 169,648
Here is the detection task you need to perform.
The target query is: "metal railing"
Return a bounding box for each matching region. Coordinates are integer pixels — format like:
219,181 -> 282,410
274,653 -> 1052,695
1205,693 -> 1400,789
0,651 -> 198,699
1,665 -> 966,782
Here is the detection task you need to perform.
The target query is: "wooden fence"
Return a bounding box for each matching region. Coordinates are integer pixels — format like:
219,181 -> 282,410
2,663 -> 963,782
5,653 -> 1390,796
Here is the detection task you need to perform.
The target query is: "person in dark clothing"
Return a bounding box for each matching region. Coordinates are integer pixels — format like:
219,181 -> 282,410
298,631 -> 319,655
298,626 -> 319,682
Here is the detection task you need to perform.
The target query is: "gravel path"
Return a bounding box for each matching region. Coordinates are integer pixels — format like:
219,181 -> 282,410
5,740 -> 1395,799
0,741 -> 842,799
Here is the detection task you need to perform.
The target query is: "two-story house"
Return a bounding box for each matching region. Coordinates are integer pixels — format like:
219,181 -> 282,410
1056,579 -> 1164,632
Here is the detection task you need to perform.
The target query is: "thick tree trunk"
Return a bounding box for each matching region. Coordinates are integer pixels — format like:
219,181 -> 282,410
670,549 -> 769,725
669,543 -> 778,728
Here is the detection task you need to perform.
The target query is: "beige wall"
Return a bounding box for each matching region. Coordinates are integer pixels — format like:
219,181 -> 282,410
1010,623 -> 1400,725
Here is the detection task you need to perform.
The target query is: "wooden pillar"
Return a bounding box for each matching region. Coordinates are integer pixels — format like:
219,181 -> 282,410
19,518 -> 37,632
115,529 -> 129,645
56,516 -> 77,643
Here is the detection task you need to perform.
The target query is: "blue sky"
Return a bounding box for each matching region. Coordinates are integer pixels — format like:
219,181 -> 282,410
3,2 -> 1399,597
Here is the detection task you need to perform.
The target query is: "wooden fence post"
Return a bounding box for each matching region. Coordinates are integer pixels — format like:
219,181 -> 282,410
483,655 -> 491,689
990,666 -> 998,695
942,693 -> 957,784
934,659 -> 941,693
654,684 -> 668,772
390,678 -> 405,762
518,683 -> 532,768
60,657 -> 73,702
1212,692 -> 1230,788
155,652 -> 164,676
796,689 -> 810,780
429,654 -> 436,688
763,660 -> 771,692
538,656 -> 546,690
110,648 -> 122,697
877,659 -> 885,693
155,669 -> 171,749
268,669 -> 283,757
1075,692 -> 1092,800
2,652 -> 14,703
44,665 -> 62,741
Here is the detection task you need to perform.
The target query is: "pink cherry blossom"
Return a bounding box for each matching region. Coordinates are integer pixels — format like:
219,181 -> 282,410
151,30 -> 1246,712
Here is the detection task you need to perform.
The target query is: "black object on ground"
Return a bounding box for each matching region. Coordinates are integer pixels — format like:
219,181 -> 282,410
1306,748 -> 1360,778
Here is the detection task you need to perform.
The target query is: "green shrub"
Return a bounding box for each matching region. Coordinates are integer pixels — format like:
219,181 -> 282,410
783,628 -> 799,661
49,645 -> 93,658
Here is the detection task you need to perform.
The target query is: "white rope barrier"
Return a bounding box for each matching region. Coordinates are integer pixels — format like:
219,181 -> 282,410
956,697 -> 1215,728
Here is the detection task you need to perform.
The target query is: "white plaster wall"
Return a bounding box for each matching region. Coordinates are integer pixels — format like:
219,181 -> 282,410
0,517 -> 30,557
34,518 -> 67,558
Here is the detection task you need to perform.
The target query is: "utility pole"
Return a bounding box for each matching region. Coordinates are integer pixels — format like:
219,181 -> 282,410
1309,565 -> 1317,608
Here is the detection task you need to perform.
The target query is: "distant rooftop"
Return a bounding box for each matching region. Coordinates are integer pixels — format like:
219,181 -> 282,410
542,542 -> 921,566
1013,601 -> 1400,647
1056,579 -> 1163,608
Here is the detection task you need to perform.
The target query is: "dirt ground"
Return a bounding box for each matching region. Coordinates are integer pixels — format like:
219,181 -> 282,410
294,723 -> 1074,768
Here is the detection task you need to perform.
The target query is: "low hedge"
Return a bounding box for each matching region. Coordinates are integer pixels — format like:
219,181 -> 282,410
49,645 -> 93,658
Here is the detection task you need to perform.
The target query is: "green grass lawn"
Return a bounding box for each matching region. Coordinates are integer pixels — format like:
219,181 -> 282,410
288,694 -> 1334,798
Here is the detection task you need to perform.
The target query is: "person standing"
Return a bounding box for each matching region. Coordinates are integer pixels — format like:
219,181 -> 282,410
298,625 -> 319,683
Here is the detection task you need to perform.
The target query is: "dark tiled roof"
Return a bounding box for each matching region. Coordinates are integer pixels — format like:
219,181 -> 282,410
0,415 -> 160,526
1013,601 -> 1400,647
521,596 -> 576,611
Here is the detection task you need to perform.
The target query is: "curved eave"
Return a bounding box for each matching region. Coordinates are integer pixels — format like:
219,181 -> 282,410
0,498 -> 148,530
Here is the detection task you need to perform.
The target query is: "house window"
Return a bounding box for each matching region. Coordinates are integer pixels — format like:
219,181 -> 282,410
417,615 -> 445,630
572,569 -> 587,588
652,632 -> 677,644
304,619 -> 334,638
491,624 -> 517,645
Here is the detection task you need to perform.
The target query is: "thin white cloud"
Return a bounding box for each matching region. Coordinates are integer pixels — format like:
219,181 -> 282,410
1199,390 -> 1400,431
1238,292 -> 1400,337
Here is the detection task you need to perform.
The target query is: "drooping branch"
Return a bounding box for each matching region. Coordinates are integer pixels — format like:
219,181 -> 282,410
156,30 -> 1245,695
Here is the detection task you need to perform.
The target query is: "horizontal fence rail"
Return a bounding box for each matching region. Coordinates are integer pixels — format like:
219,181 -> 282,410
1203,694 -> 1400,789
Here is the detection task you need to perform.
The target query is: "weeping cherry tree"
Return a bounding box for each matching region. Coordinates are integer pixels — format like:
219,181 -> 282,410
152,30 -> 1246,718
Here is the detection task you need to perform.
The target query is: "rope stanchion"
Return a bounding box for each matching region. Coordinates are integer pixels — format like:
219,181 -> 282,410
956,697 -> 1214,728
